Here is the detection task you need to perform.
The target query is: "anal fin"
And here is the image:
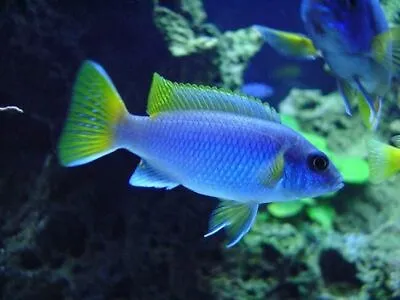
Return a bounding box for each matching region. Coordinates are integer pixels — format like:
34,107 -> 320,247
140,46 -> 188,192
204,200 -> 259,248
354,78 -> 379,126
129,160 -> 179,189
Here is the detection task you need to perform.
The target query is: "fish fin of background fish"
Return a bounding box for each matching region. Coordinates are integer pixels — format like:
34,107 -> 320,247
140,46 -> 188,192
356,92 -> 382,131
357,93 -> 372,130
370,97 -> 383,131
253,25 -> 320,60
240,82 -> 274,99
367,138 -> 400,183
204,200 -> 259,248
58,60 -> 128,167
259,149 -> 285,188
371,27 -> 400,73
354,78 -> 377,124
389,27 -> 400,74
147,73 -> 280,123
337,80 -> 354,116
391,135 -> 400,148
129,160 -> 179,189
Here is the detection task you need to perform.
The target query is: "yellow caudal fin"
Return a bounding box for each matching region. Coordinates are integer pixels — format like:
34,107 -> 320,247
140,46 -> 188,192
372,27 -> 400,74
58,60 -> 128,167
366,138 -> 400,183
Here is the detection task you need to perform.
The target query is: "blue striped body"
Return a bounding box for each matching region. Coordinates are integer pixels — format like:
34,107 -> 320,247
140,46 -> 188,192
117,110 -> 343,203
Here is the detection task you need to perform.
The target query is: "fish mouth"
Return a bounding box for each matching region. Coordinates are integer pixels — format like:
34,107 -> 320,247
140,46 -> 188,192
332,175 -> 344,192
334,181 -> 345,191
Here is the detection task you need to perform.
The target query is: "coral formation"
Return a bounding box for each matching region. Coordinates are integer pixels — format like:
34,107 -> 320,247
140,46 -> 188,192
381,0 -> 400,25
153,0 -> 264,90
279,89 -> 369,155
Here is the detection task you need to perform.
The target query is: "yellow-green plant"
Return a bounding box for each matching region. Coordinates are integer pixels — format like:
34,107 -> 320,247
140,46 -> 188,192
267,197 -> 336,229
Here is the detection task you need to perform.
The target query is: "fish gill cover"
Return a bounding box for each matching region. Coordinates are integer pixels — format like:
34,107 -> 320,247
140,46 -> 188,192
0,0 -> 400,299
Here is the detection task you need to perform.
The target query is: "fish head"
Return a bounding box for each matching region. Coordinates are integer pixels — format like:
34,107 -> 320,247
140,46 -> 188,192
282,138 -> 344,199
301,0 -> 386,54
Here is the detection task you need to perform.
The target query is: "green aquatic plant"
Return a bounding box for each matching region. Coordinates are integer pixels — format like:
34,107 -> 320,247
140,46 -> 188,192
267,201 -> 305,218
280,114 -> 301,131
305,203 -> 336,229
302,132 -> 329,152
267,197 -> 336,229
330,154 -> 370,184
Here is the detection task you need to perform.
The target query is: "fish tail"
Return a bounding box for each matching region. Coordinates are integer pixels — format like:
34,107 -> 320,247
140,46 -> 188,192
58,60 -> 129,167
366,138 -> 400,183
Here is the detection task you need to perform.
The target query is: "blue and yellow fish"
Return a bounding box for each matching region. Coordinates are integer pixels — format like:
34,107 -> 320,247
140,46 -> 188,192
254,0 -> 400,130
58,61 -> 344,247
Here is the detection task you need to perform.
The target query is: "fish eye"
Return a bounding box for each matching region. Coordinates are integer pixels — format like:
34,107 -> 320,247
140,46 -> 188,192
307,153 -> 329,172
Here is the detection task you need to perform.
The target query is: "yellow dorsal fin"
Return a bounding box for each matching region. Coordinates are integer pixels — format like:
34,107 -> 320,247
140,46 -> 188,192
146,73 -> 280,123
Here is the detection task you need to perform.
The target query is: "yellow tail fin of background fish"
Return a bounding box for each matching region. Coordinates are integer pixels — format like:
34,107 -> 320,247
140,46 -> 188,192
372,26 -> 400,74
58,60 -> 128,167
366,136 -> 400,183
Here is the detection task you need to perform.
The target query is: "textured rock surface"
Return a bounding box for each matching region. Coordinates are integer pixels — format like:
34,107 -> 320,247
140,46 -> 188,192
381,0 -> 400,25
153,0 -> 264,90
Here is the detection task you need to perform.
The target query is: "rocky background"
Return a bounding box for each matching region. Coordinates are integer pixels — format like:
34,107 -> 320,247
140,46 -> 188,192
1,0 -> 400,299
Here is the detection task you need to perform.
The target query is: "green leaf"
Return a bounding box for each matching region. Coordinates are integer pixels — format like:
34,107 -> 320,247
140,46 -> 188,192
330,154 -> 369,184
306,204 -> 336,229
267,201 -> 305,218
281,114 -> 301,131
302,133 -> 328,152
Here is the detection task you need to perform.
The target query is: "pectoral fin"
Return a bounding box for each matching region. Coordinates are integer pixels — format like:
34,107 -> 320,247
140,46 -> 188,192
259,149 -> 286,188
353,78 -> 381,127
204,200 -> 259,248
340,81 -> 382,131
129,160 -> 179,189
337,79 -> 355,116
253,25 -> 320,60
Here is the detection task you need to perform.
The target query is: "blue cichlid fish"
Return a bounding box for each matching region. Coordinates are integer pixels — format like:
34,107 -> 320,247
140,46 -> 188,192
240,82 -> 274,99
58,61 -> 344,247
254,0 -> 400,130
